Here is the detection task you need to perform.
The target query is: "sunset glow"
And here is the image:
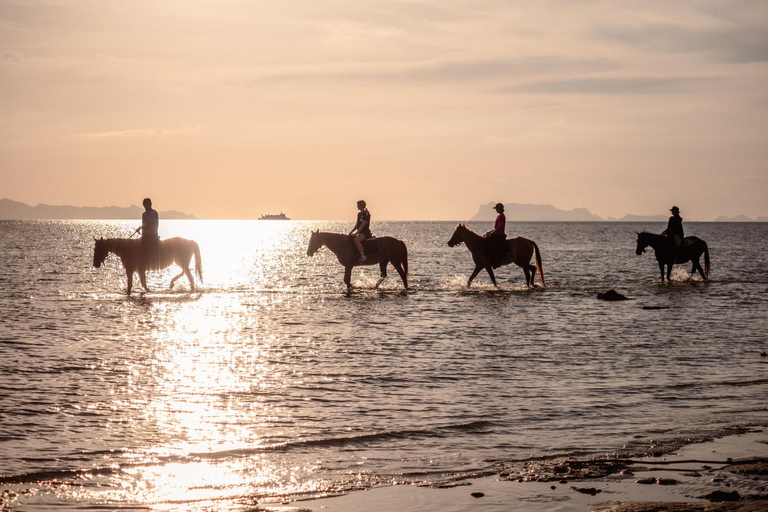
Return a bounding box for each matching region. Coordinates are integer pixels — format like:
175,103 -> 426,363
2,1 -> 766,220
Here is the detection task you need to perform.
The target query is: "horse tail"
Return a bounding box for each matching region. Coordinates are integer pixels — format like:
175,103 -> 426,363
401,241 -> 409,278
194,241 -> 203,282
532,241 -> 545,287
703,239 -> 710,280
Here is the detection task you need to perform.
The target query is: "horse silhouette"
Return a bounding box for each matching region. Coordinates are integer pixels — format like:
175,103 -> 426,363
635,232 -> 709,282
448,224 -> 545,288
307,231 -> 408,291
93,236 -> 202,294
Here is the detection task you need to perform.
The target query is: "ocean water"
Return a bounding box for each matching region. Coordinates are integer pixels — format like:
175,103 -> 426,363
1,220 -> 766,510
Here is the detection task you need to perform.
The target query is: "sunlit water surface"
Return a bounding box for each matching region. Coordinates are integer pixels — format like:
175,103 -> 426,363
1,220 -> 766,510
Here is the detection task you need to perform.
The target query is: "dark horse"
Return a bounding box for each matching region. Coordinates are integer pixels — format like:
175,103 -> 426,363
635,231 -> 710,282
93,237 -> 203,294
447,224 -> 545,288
307,231 -> 408,291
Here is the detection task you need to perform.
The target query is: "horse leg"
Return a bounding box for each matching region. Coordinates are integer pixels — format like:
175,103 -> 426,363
666,263 -> 673,282
522,264 -> 531,287
184,267 -> 196,291
528,264 -> 538,287
467,265 -> 483,287
393,260 -> 408,289
139,269 -> 150,292
485,267 -> 498,287
169,270 -> 185,289
375,261 -> 388,289
344,266 -> 353,291
658,261 -> 665,282
693,259 -> 706,280
126,270 -> 133,295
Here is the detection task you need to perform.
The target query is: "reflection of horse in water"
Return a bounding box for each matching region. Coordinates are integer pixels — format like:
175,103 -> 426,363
93,237 -> 203,294
447,224 -> 545,288
635,231 -> 709,282
307,231 -> 408,291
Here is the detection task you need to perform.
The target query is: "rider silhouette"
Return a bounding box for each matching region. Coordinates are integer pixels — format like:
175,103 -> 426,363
135,198 -> 159,271
349,200 -> 371,263
662,206 -> 684,258
484,203 -> 507,268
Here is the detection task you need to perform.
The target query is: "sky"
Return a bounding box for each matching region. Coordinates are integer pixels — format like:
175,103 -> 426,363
1,0 -> 766,220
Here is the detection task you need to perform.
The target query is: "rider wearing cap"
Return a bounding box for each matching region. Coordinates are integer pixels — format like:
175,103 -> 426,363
662,206 -> 684,251
484,203 -> 507,268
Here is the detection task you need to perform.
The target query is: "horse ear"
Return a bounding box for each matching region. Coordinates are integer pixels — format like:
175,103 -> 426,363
100,236 -> 104,240
94,236 -> 98,241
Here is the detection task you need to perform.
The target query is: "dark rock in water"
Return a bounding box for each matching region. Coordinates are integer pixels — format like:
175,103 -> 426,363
635,477 -> 657,485
761,352 -> 767,357
470,492 -> 485,498
656,478 -> 678,485
597,289 -> 629,301
571,486 -> 602,495
702,490 -> 740,502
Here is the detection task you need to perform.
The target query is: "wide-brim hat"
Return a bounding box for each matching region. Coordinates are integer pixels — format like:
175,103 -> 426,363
670,206 -> 680,213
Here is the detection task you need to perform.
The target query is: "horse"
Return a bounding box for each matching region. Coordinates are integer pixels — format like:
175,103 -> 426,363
307,231 -> 408,291
635,231 -> 710,282
93,236 -> 203,294
447,224 -> 545,288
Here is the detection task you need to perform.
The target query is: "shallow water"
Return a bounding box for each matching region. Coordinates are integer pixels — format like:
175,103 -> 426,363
1,220 -> 767,510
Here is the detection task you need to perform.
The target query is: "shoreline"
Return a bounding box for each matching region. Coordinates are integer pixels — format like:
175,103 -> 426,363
285,428 -> 768,512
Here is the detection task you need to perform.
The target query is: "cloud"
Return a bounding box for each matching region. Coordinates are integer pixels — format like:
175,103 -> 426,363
70,125 -> 202,138
238,56 -> 618,87
506,76 -> 718,95
593,22 -> 768,63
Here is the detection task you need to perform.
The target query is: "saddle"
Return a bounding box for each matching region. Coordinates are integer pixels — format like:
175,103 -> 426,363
483,235 -> 509,268
349,236 -> 380,259
362,237 -> 380,256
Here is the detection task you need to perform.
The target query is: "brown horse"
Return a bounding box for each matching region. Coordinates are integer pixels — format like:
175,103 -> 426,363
635,231 -> 710,282
307,231 -> 408,291
447,224 -> 545,288
93,237 -> 203,294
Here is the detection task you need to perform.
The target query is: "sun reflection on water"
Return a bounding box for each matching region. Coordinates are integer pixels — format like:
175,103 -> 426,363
89,221 -> 332,507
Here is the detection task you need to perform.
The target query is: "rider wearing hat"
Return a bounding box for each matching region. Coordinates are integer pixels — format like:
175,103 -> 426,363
484,203 -> 507,268
662,206 -> 684,251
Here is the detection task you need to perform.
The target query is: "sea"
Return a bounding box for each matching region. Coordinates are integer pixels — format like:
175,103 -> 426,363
1,220 -> 767,510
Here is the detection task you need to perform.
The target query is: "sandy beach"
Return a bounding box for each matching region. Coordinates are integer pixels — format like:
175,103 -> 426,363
284,428 -> 768,512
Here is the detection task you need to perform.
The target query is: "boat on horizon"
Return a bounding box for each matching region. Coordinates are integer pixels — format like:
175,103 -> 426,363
259,212 -> 290,220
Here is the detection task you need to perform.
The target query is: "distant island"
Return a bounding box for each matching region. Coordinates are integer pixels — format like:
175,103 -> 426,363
0,199 -> 195,220
469,202 -> 766,222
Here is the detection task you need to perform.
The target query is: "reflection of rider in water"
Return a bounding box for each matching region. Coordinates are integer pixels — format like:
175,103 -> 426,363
484,203 -> 507,268
662,205 -> 684,255
136,198 -> 159,270
349,200 -> 371,263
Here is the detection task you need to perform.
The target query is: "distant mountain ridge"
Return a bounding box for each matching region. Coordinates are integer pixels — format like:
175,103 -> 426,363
469,202 -> 765,222
0,199 -> 195,220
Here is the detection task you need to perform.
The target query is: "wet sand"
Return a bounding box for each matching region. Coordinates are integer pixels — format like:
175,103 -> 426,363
281,428 -> 768,512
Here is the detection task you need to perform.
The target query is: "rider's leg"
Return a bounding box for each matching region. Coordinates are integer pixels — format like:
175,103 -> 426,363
354,234 -> 367,261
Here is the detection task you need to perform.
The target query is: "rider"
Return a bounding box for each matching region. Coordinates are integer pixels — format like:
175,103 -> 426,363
484,202 -> 507,268
349,200 -> 371,262
135,198 -> 159,270
662,205 -> 684,255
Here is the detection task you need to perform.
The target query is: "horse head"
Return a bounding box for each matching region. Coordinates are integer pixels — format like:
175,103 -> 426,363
307,230 -> 322,257
93,236 -> 108,267
447,224 -> 466,247
635,232 -> 649,255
